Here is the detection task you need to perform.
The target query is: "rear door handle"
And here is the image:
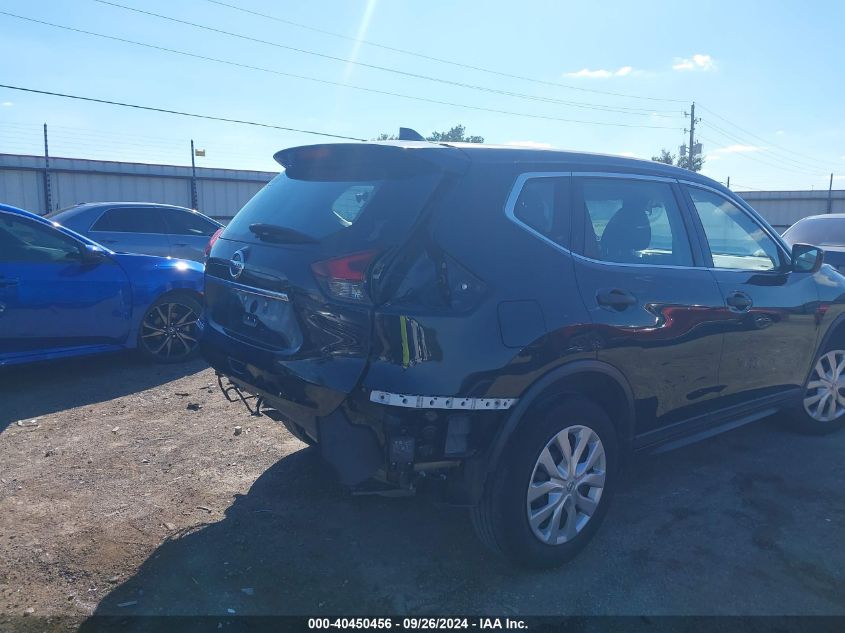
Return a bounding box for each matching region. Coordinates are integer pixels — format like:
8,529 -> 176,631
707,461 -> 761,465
726,291 -> 753,312
0,277 -> 19,288
596,288 -> 637,310
173,242 -> 189,247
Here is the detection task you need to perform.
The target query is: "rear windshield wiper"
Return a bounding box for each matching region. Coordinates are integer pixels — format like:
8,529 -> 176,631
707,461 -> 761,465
248,223 -> 317,244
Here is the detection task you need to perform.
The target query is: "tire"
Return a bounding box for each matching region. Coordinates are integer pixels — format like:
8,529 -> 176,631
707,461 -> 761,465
784,345 -> 845,435
471,396 -> 618,568
137,293 -> 203,364
282,419 -> 316,446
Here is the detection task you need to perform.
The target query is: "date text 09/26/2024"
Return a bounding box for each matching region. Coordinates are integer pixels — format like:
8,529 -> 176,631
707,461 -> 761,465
307,618 -> 528,630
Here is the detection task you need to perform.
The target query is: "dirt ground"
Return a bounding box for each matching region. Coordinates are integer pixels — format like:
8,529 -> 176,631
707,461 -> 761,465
1,352 -> 844,626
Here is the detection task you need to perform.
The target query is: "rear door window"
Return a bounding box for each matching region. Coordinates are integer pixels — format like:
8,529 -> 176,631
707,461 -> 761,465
508,175 -> 571,248
91,207 -> 168,234
165,210 -> 219,236
574,177 -> 694,266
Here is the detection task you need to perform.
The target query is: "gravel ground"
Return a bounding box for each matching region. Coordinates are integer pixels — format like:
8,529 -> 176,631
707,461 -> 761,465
1,352 -> 843,625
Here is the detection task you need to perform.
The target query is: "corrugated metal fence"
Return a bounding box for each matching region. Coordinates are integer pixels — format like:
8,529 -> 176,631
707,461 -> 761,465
1,152 -> 842,228
0,153 -> 276,220
737,190 -> 845,232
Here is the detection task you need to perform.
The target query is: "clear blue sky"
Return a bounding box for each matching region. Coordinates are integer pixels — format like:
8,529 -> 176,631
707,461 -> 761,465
0,0 -> 842,191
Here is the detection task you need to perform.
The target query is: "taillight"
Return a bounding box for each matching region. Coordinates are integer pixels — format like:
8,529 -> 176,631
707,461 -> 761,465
311,250 -> 380,302
205,227 -> 223,259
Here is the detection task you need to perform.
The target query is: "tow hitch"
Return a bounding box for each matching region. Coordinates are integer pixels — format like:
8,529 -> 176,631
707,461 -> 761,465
217,373 -> 263,416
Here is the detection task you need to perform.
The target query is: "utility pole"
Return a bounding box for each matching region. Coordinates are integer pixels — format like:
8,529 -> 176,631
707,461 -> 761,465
828,173 -> 834,214
190,139 -> 198,211
43,123 -> 52,215
684,102 -> 701,172
726,176 -> 730,189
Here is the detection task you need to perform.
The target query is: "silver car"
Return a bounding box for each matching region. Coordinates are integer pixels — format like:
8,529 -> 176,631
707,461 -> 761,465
49,202 -> 223,262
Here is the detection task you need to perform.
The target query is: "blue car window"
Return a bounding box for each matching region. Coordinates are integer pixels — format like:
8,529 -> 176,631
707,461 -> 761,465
165,210 -> 219,236
0,215 -> 82,263
91,207 -> 168,234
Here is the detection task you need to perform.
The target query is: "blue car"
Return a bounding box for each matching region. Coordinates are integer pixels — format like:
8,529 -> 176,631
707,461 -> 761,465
0,203 -> 204,366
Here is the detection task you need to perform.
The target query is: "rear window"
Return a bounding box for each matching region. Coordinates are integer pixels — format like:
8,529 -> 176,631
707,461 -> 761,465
783,218 -> 845,246
223,170 -> 441,245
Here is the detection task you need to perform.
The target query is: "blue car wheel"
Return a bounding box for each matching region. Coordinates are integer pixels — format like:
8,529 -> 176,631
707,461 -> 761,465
138,293 -> 203,363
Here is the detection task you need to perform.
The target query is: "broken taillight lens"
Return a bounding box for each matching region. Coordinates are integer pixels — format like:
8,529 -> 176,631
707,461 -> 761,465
311,250 -> 380,302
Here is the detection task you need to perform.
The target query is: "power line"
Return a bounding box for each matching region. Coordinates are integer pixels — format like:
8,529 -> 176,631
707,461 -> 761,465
697,103 -> 830,166
0,122 -> 310,165
91,0 -> 683,116
730,180 -> 819,192
699,119 -> 832,173
698,122 -> 831,175
0,11 -> 682,130
0,120 -> 189,147
697,133 -> 828,177
0,126 -> 189,154
204,0 -> 687,105
698,134 -> 821,177
0,84 -> 367,141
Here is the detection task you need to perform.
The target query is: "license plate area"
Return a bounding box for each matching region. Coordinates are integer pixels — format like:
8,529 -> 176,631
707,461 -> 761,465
207,277 -> 303,353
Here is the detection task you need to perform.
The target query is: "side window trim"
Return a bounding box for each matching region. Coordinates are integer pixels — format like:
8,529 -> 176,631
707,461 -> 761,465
504,171 -> 572,255
572,171 -> 678,184
680,182 -> 790,272
570,172 -> 702,269
669,182 -> 709,268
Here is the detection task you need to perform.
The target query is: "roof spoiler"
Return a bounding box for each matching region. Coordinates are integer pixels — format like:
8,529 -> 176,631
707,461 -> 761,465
274,142 -> 469,177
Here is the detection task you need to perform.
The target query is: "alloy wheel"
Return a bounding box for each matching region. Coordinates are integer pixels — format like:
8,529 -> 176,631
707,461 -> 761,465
803,350 -> 845,422
140,302 -> 201,360
526,424 -> 606,545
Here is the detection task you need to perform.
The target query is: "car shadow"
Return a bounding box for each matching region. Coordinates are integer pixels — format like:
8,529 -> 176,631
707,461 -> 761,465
78,416 -> 845,626
78,446 -> 494,625
0,353 -> 207,432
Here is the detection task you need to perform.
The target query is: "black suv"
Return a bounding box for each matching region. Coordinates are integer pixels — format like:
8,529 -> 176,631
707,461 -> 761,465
202,140 -> 845,568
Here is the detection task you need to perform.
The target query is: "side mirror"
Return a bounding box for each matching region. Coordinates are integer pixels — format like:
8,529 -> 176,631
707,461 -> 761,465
791,243 -> 823,273
81,243 -> 109,263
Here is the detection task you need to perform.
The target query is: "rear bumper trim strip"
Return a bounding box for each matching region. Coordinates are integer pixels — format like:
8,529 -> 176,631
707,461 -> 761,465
369,390 -> 517,411
207,276 -> 290,302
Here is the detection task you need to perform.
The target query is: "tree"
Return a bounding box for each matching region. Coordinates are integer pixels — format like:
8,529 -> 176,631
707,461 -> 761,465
651,147 -> 704,172
426,124 -> 483,144
651,148 -> 675,165
677,154 -> 704,172
373,124 -> 484,143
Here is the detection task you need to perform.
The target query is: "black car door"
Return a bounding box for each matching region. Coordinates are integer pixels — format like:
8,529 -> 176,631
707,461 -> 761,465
570,173 -> 727,440
682,184 -> 820,407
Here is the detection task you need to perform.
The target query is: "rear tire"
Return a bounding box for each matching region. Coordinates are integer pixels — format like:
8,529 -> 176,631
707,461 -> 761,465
784,346 -> 845,435
471,396 -> 618,568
